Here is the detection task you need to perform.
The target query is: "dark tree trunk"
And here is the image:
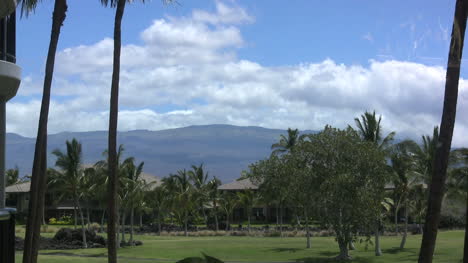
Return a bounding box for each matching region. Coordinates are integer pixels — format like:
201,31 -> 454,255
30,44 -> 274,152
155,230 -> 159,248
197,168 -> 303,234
226,214 -> 230,231
279,204 -> 283,237
74,208 -> 77,229
464,191 -> 468,263
22,1 -> 68,263
129,208 -> 134,245
400,202 -> 408,249
121,211 -> 126,244
76,199 -> 87,248
139,213 -> 142,228
86,207 -> 91,229
419,1 -> 468,262
100,209 -> 106,233
184,215 -> 188,237
107,0 -> 126,261
305,211 -> 310,249
247,214 -> 251,234
157,211 -> 162,235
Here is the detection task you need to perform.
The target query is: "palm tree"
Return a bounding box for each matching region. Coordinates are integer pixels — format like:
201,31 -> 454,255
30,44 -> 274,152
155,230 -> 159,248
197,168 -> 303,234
18,0 -> 68,261
188,164 -> 209,225
51,139 -> 88,248
121,158 -> 145,245
163,170 -> 194,236
271,128 -> 299,155
447,148 -> 468,262
99,0 -> 127,258
236,190 -> 256,234
419,1 -> 468,261
219,192 -> 238,232
207,177 -> 221,231
354,110 -> 395,256
148,185 -> 169,235
390,140 -> 421,249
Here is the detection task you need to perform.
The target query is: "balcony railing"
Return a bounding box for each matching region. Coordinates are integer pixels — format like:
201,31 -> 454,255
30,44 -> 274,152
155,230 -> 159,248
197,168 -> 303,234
0,11 -> 16,64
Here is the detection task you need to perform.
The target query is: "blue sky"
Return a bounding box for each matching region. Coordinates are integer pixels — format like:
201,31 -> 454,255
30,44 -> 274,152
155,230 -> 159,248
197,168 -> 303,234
8,0 -> 468,146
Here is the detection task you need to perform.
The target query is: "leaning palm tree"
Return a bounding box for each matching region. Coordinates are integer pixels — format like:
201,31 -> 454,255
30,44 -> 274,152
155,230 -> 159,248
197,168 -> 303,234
18,0 -> 68,262
271,128 -> 299,155
354,110 -> 395,256
51,139 -> 88,248
419,1 -> 468,261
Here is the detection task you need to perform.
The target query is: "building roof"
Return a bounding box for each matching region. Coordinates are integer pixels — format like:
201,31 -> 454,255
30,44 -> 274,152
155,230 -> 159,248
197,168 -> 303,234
5,181 -> 30,193
5,173 -> 162,193
218,178 -> 258,190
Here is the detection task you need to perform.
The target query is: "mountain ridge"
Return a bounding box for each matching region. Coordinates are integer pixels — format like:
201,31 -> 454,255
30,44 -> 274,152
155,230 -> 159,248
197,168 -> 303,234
6,124 -> 316,182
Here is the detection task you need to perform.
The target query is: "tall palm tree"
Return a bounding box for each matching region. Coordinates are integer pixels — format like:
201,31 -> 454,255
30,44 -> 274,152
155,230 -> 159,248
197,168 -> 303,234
390,140 -> 421,249
18,0 -> 68,262
99,0 -> 127,259
271,128 -> 299,155
219,192 -> 238,232
51,139 -> 88,248
354,110 -> 395,256
121,157 -> 145,245
419,1 -> 468,261
148,185 -> 169,235
163,170 -> 194,236
236,189 -> 256,233
207,177 -> 221,231
188,164 -> 209,225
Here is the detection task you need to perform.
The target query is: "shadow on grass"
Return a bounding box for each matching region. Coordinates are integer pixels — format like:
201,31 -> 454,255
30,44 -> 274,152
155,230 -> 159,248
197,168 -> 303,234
40,252 -> 107,258
382,247 -> 418,255
295,256 -> 373,263
269,248 -> 305,253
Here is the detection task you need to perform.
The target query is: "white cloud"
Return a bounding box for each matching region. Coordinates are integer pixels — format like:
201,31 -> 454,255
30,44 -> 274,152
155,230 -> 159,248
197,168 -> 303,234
9,1 -> 468,148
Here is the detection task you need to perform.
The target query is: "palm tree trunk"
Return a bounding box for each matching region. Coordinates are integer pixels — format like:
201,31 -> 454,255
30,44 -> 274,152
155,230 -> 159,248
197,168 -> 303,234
23,2 -> 68,262
276,204 -> 279,227
76,199 -> 87,248
279,203 -> 283,237
305,210 -> 310,249
214,211 -> 219,232
86,207 -> 91,230
107,0 -> 127,261
116,211 -> 120,249
248,214 -> 251,234
100,209 -> 106,233
400,202 -> 408,249
121,210 -> 126,244
73,208 -> 77,229
375,220 -> 382,256
419,1 -> 468,262
184,215 -> 188,237
226,214 -> 230,232
157,211 -> 162,235
139,213 -> 143,228
464,191 -> 468,263
395,205 -> 399,234
129,208 -> 134,245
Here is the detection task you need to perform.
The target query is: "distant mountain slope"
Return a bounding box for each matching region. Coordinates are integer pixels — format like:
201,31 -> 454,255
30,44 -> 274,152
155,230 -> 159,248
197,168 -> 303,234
6,124 -> 315,182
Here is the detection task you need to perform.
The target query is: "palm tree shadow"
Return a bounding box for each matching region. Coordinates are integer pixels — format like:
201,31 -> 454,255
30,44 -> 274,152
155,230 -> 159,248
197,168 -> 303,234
382,247 -> 418,255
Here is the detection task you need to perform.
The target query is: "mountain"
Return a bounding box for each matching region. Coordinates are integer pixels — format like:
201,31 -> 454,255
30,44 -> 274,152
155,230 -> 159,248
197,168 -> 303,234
6,124 -> 314,182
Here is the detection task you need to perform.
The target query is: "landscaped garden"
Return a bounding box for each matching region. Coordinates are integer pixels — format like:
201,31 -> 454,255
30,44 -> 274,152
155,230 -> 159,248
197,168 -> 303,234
13,229 -> 464,263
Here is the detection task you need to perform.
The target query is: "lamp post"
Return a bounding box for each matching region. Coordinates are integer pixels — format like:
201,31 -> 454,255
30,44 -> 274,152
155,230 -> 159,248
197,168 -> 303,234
0,2 -> 21,262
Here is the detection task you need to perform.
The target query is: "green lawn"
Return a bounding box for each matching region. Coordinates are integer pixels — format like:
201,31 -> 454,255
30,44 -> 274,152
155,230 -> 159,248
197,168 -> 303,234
15,230 -> 464,263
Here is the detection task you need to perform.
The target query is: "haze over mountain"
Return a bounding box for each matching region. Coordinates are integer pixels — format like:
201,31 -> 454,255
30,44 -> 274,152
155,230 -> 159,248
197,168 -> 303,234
6,124 -> 312,182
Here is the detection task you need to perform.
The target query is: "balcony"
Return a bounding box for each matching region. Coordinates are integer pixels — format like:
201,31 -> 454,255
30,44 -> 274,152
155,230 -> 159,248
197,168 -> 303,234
0,11 -> 20,101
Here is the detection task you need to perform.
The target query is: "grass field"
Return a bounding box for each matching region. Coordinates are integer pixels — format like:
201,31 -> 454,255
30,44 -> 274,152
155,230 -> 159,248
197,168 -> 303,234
14,229 -> 464,263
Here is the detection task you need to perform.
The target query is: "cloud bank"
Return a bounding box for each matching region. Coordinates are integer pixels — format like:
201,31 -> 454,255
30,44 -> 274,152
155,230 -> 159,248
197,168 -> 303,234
10,1 -> 468,147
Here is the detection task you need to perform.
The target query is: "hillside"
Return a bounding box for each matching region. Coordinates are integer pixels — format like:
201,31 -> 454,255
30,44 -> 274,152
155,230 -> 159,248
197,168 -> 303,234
6,124 -> 312,182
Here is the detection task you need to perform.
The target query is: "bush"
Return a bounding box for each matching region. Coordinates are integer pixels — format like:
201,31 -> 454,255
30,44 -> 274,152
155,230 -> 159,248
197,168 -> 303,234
49,215 -> 73,225
439,214 -> 465,229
